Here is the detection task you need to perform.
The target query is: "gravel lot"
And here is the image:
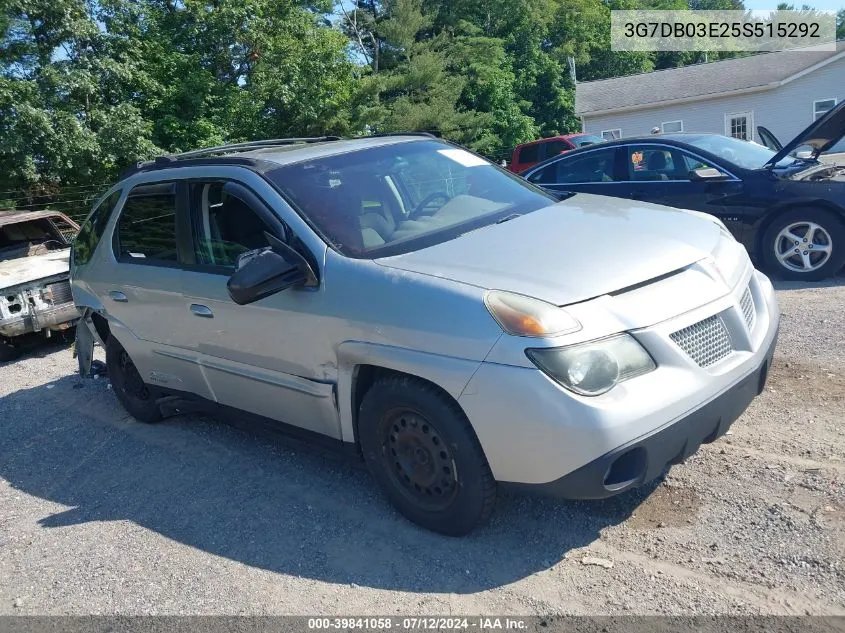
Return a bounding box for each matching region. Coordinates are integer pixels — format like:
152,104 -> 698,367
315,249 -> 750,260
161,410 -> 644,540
1,277 -> 843,616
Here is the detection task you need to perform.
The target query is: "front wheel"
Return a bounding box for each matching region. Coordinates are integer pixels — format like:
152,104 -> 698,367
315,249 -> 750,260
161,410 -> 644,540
761,208 -> 845,281
358,375 -> 497,536
105,336 -> 162,424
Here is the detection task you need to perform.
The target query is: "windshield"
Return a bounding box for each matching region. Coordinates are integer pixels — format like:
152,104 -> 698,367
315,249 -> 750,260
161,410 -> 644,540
0,218 -> 68,261
571,135 -> 603,148
266,139 -> 557,258
685,135 -> 795,169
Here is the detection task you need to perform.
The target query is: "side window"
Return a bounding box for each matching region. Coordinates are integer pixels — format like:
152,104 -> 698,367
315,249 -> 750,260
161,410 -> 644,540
680,152 -> 726,177
627,146 -> 683,181
116,183 -> 178,263
518,144 -> 540,164
554,148 -> 617,184
188,181 -> 274,269
72,190 -> 122,266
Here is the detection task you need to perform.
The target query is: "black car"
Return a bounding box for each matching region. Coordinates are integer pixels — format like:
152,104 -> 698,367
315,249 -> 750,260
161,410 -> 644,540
523,101 -> 845,281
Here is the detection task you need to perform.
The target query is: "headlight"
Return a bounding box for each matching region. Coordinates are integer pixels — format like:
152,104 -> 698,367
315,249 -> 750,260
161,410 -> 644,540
484,290 -> 581,337
525,334 -> 656,396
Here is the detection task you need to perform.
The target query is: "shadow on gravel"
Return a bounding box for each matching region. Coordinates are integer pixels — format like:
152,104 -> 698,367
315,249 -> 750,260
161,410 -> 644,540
771,273 -> 845,291
0,330 -> 75,366
0,374 -> 660,593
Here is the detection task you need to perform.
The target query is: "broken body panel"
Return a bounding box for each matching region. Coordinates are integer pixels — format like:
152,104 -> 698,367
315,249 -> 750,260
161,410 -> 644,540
0,211 -> 81,353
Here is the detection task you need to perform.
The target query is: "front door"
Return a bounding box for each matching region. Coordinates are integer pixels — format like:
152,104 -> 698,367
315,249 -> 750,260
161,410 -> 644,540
620,144 -> 746,240
177,179 -> 340,439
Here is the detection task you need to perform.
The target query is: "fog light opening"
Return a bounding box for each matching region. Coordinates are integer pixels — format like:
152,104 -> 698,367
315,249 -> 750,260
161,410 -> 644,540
603,447 -> 647,491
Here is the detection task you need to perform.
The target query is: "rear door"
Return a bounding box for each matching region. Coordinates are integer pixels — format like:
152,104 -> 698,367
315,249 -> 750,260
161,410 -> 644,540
83,181 -> 212,398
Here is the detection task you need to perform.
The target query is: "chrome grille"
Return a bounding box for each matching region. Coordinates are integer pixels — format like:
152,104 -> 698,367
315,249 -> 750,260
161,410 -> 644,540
670,315 -> 733,367
45,280 -> 73,304
740,287 -> 756,333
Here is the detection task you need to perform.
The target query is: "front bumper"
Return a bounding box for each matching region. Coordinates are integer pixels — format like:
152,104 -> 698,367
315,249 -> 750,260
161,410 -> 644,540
0,302 -> 79,337
458,267 -> 780,490
502,324 -> 777,499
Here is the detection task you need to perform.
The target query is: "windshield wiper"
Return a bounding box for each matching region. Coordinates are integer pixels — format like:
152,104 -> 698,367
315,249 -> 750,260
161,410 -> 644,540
495,213 -> 522,224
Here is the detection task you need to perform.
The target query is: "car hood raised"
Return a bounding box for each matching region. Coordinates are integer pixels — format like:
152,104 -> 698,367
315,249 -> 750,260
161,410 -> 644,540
765,99 -> 845,168
0,249 -> 70,290
375,194 -> 722,306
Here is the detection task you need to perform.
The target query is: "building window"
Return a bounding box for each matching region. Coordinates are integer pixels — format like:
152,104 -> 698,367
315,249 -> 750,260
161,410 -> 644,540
661,120 -> 683,133
725,112 -> 753,141
601,129 -> 621,140
814,98 -> 837,121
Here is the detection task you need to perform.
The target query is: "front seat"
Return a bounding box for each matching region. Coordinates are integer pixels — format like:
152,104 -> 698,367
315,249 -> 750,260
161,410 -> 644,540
217,194 -> 270,251
355,178 -> 396,246
646,152 -> 670,180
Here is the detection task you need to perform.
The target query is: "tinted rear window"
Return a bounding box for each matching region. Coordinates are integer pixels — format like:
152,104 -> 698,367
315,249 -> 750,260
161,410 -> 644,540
72,190 -> 122,266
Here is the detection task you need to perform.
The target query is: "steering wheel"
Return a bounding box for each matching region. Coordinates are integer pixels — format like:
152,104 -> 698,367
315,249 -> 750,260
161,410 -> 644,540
408,192 -> 450,220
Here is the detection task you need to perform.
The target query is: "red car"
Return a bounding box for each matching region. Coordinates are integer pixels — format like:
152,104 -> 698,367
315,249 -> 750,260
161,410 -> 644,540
508,133 -> 604,173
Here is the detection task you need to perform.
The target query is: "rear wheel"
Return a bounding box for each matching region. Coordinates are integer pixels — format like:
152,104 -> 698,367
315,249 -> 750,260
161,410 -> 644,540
105,336 -> 162,423
761,207 -> 845,281
358,375 -> 496,536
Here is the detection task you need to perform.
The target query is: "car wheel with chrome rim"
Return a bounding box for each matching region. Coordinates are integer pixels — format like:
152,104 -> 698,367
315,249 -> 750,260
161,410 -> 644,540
762,207 -> 845,281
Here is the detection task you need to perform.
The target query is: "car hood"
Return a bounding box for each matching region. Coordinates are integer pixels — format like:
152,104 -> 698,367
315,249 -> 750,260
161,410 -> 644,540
765,100 -> 845,168
375,194 -> 722,306
0,249 -> 70,290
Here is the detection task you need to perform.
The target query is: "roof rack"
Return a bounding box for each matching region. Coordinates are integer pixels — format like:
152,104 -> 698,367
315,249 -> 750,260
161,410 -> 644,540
119,132 -> 439,179
364,131 -> 441,139
159,136 -> 342,162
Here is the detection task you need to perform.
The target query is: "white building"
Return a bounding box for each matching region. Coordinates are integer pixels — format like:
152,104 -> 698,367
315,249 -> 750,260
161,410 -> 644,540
575,41 -> 845,150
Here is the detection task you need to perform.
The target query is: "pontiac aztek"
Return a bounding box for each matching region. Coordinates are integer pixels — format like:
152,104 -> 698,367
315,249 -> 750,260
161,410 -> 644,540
71,134 -> 780,535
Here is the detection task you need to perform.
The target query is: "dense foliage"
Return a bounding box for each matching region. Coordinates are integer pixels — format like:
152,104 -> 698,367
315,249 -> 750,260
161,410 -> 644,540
0,0 -> 836,219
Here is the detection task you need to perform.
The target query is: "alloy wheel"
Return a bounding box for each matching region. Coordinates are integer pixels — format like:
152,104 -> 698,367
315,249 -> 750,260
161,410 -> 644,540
773,221 -> 833,273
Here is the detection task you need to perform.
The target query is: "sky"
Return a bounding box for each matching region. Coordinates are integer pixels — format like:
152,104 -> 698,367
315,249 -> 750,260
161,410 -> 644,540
743,0 -> 843,9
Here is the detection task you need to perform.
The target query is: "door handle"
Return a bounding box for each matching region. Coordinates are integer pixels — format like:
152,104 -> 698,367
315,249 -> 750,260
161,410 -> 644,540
190,304 -> 214,318
108,290 -> 128,302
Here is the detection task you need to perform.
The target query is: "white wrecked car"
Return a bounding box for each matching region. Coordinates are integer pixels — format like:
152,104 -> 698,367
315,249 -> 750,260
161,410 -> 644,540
0,210 -> 80,360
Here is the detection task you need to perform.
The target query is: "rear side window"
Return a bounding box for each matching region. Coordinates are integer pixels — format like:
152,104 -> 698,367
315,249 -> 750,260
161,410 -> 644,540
115,183 -> 178,263
528,148 -> 618,184
72,190 -> 122,266
518,144 -> 540,164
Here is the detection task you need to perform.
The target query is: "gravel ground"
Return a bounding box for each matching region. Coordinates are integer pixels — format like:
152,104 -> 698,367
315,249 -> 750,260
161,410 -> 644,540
0,277 -> 843,616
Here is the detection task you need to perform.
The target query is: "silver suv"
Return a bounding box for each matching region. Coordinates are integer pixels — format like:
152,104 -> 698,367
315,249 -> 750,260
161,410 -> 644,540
71,134 -> 780,535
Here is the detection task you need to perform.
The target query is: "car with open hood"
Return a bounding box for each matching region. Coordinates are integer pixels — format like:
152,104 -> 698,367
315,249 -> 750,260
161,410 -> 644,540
523,100 -> 845,281
71,134 -> 779,535
0,210 -> 80,360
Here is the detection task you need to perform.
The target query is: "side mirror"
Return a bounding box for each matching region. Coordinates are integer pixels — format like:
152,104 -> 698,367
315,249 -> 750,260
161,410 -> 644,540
226,233 -> 317,306
688,167 -> 728,181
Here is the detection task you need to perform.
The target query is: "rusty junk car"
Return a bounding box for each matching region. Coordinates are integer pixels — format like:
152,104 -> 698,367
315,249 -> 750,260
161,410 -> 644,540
0,210 -> 81,360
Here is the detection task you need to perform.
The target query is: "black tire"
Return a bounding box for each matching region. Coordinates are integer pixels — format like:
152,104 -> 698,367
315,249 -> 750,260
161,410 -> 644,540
0,336 -> 20,362
358,375 -> 496,536
761,207 -> 845,281
105,336 -> 162,424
